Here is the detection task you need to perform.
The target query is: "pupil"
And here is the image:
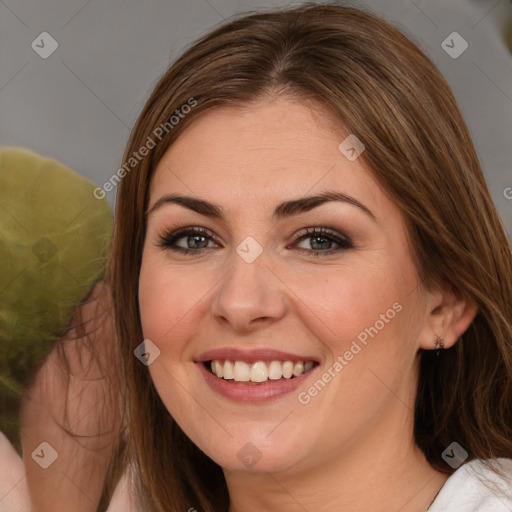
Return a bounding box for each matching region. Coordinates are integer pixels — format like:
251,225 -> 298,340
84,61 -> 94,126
311,236 -> 330,250
189,235 -> 207,248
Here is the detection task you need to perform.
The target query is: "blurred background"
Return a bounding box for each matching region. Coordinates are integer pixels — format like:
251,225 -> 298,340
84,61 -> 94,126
1,0 -> 511,238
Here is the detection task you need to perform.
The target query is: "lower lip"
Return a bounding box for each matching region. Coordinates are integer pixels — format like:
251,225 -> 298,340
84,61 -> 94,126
196,362 -> 317,402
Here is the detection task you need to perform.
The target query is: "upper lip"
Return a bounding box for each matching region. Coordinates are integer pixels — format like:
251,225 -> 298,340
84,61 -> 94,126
196,348 -> 319,364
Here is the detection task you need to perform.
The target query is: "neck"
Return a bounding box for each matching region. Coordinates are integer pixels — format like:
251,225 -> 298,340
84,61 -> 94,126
225,445 -> 447,512
224,392 -> 449,512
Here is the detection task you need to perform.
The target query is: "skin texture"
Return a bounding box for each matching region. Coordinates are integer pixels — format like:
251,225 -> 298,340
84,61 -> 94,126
138,96 -> 477,512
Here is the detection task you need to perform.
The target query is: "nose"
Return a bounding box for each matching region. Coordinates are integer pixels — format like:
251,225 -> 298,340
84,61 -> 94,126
211,246 -> 287,333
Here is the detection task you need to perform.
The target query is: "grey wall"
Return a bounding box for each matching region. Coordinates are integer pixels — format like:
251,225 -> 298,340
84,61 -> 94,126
1,0 -> 511,238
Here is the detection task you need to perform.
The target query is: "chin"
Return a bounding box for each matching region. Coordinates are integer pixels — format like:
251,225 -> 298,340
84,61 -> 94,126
192,430 -> 309,474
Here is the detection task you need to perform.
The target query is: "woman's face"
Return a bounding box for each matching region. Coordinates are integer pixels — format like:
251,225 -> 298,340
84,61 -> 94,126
139,97 -> 435,474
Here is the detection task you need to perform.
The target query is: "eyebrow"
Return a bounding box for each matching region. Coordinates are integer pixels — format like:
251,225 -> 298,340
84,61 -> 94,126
147,191 -> 376,222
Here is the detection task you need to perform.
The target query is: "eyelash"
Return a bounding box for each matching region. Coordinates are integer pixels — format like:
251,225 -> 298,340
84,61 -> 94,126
157,226 -> 353,257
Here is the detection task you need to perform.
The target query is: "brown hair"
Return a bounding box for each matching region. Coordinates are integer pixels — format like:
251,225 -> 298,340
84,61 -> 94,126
108,2 -> 512,510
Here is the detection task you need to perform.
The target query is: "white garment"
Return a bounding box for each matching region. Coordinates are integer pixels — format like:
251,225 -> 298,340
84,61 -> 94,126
428,458 -> 512,511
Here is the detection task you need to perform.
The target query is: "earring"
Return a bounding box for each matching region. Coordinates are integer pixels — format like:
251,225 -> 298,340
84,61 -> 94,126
434,334 -> 444,356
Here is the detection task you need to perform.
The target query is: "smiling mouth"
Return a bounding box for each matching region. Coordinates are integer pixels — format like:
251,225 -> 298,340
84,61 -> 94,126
205,359 -> 319,384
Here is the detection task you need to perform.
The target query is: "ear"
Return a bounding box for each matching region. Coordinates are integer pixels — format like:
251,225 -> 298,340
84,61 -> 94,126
418,284 -> 478,350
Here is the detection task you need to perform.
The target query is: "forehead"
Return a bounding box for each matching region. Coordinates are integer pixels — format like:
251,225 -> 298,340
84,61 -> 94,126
149,97 -> 384,214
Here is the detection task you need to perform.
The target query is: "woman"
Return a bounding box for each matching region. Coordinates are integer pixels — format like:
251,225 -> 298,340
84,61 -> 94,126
108,2 -> 512,511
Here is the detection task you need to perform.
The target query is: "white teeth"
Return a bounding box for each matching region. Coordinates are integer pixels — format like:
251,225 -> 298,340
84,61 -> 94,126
293,361 -> 304,377
213,360 -> 223,378
223,360 -> 234,380
209,359 -> 316,382
250,361 -> 268,382
234,361 -> 250,381
282,361 -> 294,379
268,360 -> 283,380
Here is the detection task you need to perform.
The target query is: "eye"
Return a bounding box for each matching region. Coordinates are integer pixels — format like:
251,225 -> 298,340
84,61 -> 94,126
158,226 -> 353,257
158,227 -> 219,254
292,227 -> 353,257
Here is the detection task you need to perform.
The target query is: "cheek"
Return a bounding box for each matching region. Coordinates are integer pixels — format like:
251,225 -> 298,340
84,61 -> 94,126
138,252 -> 216,362
138,264 -> 173,346
287,256 -> 422,421
138,255 -> 183,358
288,257 -> 413,353
290,268 -> 420,443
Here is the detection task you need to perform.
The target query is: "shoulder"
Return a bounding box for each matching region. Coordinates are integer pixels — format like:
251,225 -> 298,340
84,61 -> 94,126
107,463 -> 144,512
0,431 -> 31,511
429,458 -> 512,512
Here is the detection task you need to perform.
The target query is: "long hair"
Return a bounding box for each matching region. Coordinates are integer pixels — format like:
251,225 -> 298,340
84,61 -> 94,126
108,3 -> 512,510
